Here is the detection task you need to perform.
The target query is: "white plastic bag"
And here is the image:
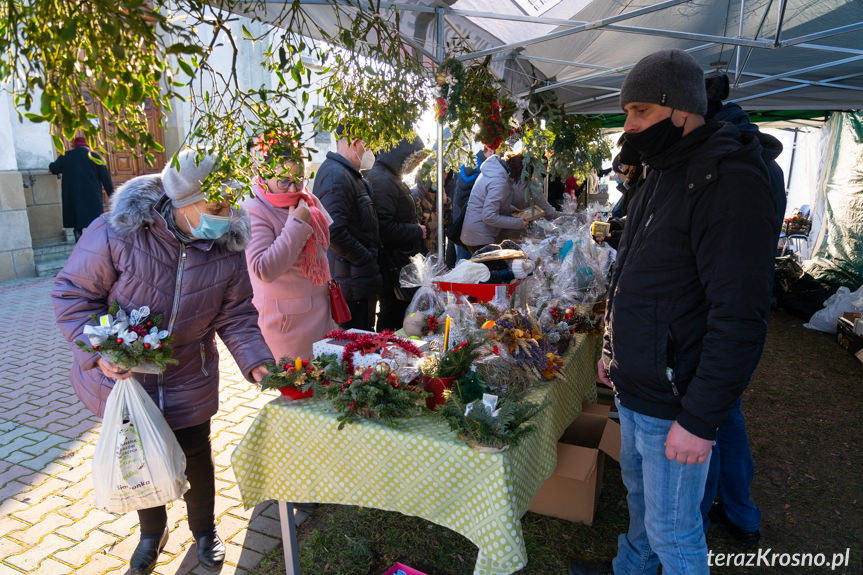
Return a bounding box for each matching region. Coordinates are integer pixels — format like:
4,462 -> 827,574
93,377 -> 189,513
804,286 -> 863,334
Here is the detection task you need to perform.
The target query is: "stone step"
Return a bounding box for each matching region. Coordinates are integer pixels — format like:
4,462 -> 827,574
33,241 -> 75,278
35,257 -> 68,278
33,243 -> 74,259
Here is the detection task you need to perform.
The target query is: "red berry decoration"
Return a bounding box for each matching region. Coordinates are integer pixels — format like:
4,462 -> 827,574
143,343 -> 151,350
146,321 -> 153,327
116,337 -> 124,344
92,344 -> 100,351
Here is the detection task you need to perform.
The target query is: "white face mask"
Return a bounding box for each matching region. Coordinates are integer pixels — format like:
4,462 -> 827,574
359,150 -> 375,171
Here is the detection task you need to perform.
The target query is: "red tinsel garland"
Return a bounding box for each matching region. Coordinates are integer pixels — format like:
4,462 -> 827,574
324,330 -> 424,374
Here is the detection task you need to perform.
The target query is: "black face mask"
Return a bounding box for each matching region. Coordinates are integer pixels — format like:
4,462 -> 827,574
625,115 -> 684,160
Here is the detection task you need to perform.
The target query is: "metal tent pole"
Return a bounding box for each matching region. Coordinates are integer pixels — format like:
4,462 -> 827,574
436,6 -> 445,259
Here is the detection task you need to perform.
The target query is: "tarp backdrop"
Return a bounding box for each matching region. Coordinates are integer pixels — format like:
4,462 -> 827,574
806,112 -> 863,290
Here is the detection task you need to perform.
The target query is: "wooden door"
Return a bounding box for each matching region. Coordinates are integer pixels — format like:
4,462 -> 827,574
60,88 -> 167,189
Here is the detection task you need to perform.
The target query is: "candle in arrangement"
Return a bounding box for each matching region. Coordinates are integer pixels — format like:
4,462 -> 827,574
443,316 -> 451,352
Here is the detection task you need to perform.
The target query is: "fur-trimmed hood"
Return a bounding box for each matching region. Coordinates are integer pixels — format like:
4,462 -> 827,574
107,173 -> 250,252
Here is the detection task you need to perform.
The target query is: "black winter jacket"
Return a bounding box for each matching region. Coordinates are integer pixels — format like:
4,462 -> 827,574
713,102 -> 786,226
367,138 -> 425,288
313,151 -> 381,300
602,121 -> 778,440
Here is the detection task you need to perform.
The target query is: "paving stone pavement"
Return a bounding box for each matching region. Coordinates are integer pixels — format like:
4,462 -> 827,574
0,277 -> 296,574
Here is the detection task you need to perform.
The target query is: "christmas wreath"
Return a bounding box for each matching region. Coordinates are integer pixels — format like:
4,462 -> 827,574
436,56 -> 516,151
310,354 -> 429,429
259,356 -> 325,399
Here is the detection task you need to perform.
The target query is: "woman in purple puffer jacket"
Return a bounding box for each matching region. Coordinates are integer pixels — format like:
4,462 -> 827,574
52,149 -> 273,575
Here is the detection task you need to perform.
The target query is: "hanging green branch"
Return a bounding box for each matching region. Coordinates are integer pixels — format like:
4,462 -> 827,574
436,51 -> 516,168
313,0 -> 432,150
548,113 -> 611,181
0,0 -> 200,162
1,0 -> 434,201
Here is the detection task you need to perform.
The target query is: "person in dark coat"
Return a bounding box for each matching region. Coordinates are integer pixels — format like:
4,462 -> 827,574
312,124 -> 381,331
49,136 -> 115,241
570,49 -> 778,575
699,72 -> 786,547
367,136 -> 428,331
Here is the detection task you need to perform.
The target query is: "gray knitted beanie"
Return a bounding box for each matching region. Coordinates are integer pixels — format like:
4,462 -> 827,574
619,49 -> 707,115
162,149 -> 216,208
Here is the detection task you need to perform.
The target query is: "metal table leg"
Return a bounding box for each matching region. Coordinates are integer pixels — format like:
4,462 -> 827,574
278,501 -> 300,575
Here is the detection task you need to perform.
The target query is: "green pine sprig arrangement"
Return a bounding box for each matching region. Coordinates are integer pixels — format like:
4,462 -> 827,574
438,384 -> 547,451
435,337 -> 485,378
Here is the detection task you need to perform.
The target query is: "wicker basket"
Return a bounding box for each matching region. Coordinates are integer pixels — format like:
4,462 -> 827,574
783,220 -> 811,236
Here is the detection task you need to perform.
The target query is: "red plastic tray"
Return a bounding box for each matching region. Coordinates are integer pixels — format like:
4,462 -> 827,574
434,280 -> 520,303
382,563 -> 428,575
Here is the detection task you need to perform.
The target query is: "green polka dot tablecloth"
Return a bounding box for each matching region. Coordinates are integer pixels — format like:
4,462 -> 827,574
232,334 -> 600,575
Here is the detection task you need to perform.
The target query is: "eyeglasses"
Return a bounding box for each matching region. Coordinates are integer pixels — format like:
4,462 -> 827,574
275,177 -> 308,191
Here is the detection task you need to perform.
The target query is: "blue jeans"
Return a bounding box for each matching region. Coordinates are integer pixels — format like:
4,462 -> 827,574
613,398 -> 711,575
455,244 -> 471,263
701,396 -> 761,532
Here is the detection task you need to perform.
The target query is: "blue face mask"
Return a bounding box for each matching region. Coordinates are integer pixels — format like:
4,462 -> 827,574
186,207 -> 232,240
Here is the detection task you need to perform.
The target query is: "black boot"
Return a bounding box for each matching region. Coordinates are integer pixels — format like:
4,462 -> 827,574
194,529 -> 226,571
129,527 -> 169,575
569,558 -> 614,575
709,500 -> 761,547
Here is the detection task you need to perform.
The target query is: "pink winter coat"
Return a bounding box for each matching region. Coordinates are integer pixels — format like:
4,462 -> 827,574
52,175 -> 273,430
243,194 -> 334,361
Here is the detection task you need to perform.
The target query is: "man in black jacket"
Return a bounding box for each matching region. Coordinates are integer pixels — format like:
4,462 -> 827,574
313,124 -> 381,331
570,50 -> 777,575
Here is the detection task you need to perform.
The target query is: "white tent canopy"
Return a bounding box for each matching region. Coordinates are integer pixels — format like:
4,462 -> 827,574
249,0 -> 861,256
257,0 -> 863,116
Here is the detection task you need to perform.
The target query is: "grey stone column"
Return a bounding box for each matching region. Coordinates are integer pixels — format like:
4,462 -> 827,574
0,172 -> 36,281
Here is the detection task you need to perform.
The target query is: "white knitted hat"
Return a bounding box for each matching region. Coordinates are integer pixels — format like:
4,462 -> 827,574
161,149 -> 216,207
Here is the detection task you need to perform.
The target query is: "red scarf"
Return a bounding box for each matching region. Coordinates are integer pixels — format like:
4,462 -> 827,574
256,179 -> 331,285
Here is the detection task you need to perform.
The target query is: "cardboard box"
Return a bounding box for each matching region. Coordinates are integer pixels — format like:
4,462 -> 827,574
595,384 -> 615,407
528,402 -> 620,525
840,311 -> 863,336
836,316 -> 863,363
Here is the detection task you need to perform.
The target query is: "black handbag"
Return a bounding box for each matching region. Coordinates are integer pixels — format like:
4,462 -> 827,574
445,207 -> 467,247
